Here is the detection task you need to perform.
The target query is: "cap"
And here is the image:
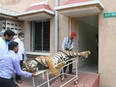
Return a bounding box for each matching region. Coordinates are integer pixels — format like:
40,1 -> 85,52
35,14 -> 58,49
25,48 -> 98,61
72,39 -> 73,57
71,32 -> 76,38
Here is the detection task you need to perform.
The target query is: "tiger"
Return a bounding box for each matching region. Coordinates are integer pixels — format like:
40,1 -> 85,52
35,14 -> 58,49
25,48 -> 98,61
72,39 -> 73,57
23,50 -> 91,75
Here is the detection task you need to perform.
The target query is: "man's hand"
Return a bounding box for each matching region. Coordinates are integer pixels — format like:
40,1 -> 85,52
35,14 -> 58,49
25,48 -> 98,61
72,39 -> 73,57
32,73 -> 38,77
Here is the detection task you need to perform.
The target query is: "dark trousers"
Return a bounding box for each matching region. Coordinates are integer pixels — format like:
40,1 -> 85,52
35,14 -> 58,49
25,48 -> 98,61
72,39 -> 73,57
0,77 -> 18,87
15,60 -> 23,81
62,60 -> 73,74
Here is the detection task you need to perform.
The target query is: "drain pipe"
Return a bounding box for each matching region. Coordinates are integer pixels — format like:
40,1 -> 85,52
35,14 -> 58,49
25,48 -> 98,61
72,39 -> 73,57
55,0 -> 59,52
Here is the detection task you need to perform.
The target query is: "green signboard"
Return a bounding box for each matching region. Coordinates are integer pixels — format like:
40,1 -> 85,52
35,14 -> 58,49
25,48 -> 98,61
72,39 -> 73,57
104,12 -> 116,18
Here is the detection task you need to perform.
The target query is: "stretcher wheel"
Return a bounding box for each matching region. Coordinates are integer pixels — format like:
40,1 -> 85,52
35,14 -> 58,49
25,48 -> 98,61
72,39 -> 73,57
74,80 -> 78,85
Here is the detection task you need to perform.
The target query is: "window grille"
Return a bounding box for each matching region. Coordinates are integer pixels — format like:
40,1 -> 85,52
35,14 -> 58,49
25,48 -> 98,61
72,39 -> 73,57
32,20 -> 50,52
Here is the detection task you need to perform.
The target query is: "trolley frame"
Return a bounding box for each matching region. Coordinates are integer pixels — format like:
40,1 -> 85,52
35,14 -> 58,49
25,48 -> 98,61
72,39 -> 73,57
32,57 -> 78,87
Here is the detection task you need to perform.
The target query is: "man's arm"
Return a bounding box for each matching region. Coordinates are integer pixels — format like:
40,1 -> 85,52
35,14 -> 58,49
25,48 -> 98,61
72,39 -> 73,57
12,56 -> 32,77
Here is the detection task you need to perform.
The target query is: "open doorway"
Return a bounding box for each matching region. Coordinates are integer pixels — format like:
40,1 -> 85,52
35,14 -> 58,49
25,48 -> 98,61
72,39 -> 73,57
76,16 -> 98,73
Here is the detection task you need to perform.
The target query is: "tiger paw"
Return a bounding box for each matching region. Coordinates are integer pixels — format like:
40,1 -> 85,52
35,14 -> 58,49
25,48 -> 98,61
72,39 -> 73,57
56,61 -> 66,69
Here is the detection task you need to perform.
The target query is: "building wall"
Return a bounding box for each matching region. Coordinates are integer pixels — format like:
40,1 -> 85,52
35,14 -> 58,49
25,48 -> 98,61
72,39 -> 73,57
48,0 -> 55,10
1,0 -> 48,12
59,0 -> 70,47
59,0 -> 68,5
1,0 -> 116,86
0,0 -> 56,53
22,21 -> 31,52
50,18 -> 55,53
58,14 -> 69,50
99,0 -> 116,87
0,0 -> 20,6
71,18 -> 79,51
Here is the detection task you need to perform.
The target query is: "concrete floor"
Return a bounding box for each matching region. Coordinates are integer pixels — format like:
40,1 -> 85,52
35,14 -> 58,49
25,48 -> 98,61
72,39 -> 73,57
18,63 -> 98,87
51,72 -> 99,87
78,63 -> 98,73
18,56 -> 98,87
18,71 -> 99,87
18,74 -> 56,87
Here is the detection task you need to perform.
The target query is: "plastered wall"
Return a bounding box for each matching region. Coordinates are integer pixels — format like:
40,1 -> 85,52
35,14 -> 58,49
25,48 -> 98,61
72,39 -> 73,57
99,0 -> 116,87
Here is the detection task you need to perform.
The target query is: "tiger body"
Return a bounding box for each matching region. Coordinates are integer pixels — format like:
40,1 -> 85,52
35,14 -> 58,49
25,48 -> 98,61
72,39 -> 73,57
24,50 -> 90,75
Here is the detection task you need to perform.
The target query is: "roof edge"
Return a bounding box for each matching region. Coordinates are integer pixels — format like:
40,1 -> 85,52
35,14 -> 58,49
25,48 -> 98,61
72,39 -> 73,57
30,2 -> 48,6
54,0 -> 104,10
16,9 -> 54,16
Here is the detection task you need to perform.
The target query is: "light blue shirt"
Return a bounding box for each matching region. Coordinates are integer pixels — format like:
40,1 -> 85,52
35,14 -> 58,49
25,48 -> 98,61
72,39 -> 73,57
0,37 -> 8,57
0,50 -> 32,79
62,37 -> 74,50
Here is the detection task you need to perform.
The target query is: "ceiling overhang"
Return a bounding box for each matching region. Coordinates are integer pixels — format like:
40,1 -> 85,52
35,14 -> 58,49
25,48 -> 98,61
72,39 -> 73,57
17,9 -> 54,21
55,0 -> 104,17
17,2 -> 54,21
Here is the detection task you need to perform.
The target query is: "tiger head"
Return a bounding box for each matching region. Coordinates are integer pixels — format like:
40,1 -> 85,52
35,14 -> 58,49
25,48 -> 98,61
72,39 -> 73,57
23,60 -> 38,73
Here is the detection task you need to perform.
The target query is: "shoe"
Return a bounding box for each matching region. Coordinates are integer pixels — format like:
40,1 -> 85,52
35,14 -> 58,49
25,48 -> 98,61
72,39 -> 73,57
60,74 -> 67,81
60,74 -> 67,78
64,74 -> 67,78
16,80 -> 23,84
60,75 -> 64,81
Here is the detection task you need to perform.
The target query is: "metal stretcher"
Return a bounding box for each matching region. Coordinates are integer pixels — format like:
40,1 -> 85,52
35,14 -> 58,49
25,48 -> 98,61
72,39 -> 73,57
32,57 -> 79,87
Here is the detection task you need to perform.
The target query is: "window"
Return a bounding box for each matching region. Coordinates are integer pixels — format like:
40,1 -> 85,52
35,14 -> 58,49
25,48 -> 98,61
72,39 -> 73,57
32,20 -> 50,52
